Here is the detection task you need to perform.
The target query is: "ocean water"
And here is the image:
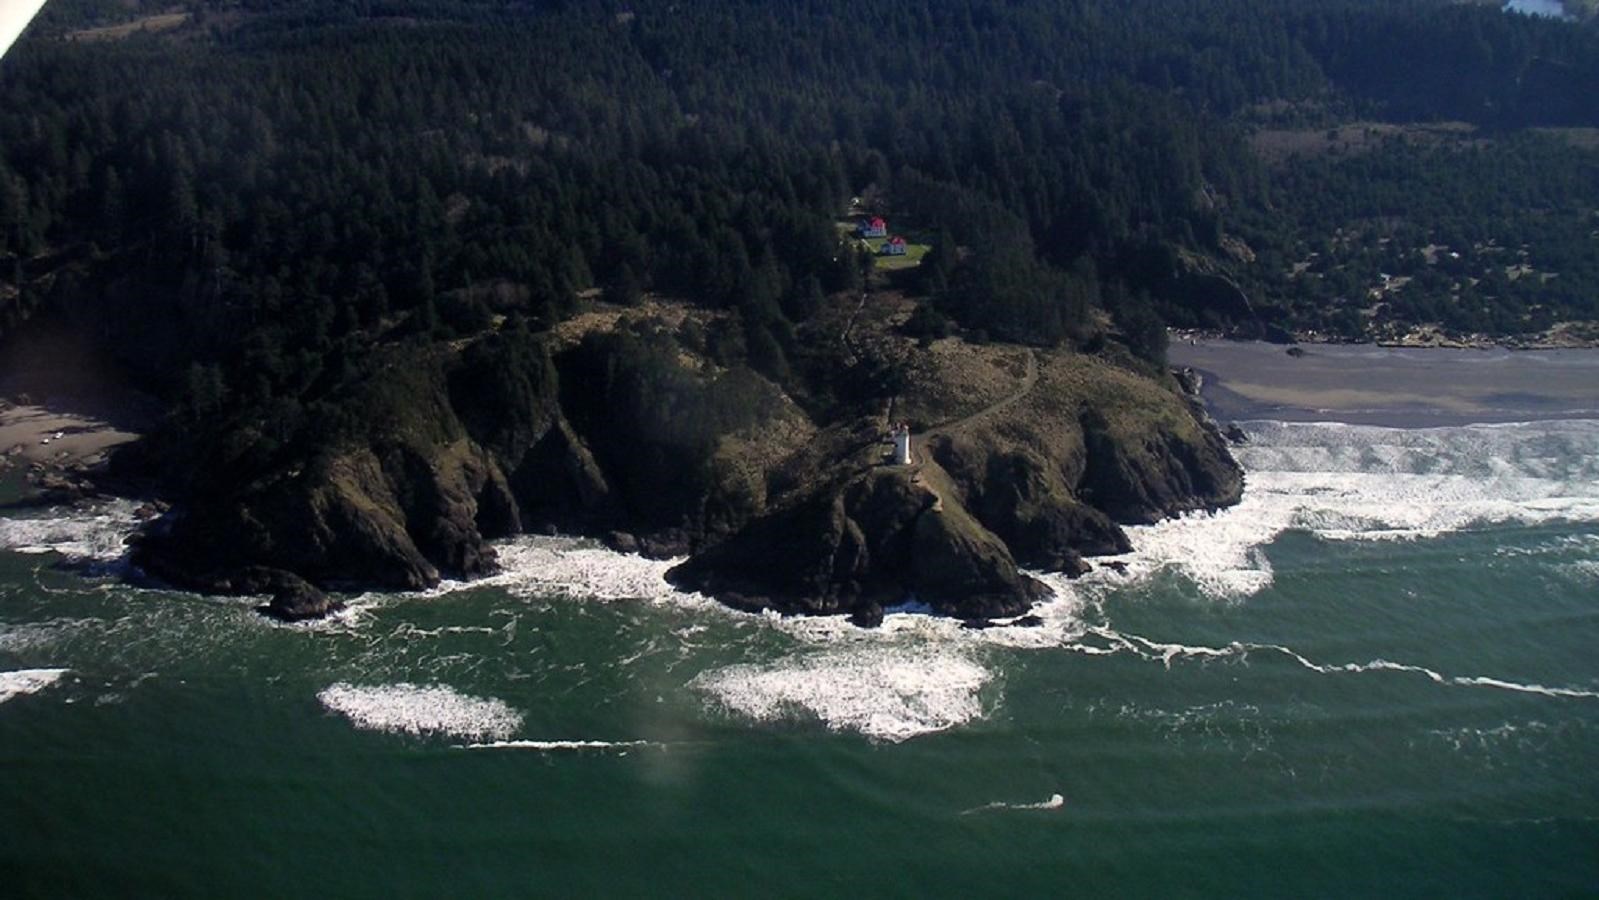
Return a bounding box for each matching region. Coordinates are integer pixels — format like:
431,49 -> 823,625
2,419 -> 1598,897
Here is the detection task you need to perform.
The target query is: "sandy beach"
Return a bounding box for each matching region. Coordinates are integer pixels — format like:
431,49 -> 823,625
0,324 -> 160,477
0,401 -> 142,469
1170,340 -> 1599,427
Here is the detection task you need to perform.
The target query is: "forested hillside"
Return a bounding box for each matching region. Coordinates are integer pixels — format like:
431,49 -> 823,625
0,0 -> 1596,605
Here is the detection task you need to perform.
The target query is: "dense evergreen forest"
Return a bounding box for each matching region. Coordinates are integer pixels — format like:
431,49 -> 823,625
2,0 -> 1597,488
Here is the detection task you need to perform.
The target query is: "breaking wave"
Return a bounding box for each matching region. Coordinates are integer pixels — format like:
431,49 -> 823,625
5,418 -> 1588,745
1091,419 -> 1599,600
444,535 -> 717,608
0,667 -> 68,704
0,499 -> 141,563
458,739 -> 661,752
961,793 -> 1066,815
317,682 -> 523,741
451,418 -> 1599,740
691,646 -> 995,742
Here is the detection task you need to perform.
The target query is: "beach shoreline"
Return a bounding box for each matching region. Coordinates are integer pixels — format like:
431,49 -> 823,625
0,399 -> 143,470
1171,321 -> 1599,353
1169,338 -> 1599,428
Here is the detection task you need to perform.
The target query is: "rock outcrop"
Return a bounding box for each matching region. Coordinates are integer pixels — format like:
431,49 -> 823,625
257,569 -> 344,622
911,349 -> 1241,572
129,332 -> 593,609
124,310 -> 1242,625
667,460 -> 1050,621
670,346 -> 1241,620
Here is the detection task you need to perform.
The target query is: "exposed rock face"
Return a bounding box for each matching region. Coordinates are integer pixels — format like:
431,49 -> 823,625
926,433 -> 1126,572
128,322 -> 810,616
126,314 -> 1241,624
670,349 -> 1241,621
1077,407 -> 1242,525
915,351 -> 1241,573
133,438 -> 524,594
257,570 -> 344,623
666,463 -> 1049,621
130,334 -> 590,604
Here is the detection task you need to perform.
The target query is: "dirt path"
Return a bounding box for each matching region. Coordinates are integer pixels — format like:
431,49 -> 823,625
909,349 -> 1038,462
840,290 -> 870,361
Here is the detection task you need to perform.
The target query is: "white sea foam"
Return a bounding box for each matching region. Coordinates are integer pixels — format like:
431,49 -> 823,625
769,587 -> 1092,651
1089,420 -> 1599,600
317,682 -> 523,740
691,646 -> 994,742
464,539 -> 1052,741
458,739 -> 660,751
1093,626 -> 1599,700
264,419 -> 1599,748
0,667 -> 68,704
0,499 -> 142,562
961,792 -> 1066,815
450,536 -> 717,608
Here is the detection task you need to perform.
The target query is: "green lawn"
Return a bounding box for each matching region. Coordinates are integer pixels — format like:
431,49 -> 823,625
871,239 -> 929,270
835,219 -> 930,269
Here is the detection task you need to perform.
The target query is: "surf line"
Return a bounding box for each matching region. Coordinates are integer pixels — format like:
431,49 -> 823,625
456,739 -> 665,751
1086,627 -> 1599,700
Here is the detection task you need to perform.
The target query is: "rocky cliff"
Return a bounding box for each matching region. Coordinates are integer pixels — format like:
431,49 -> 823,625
126,304 -> 1241,625
666,340 -> 1243,621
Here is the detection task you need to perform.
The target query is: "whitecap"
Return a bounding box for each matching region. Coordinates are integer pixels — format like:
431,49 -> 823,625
961,793 -> 1066,815
1091,420 -> 1599,600
691,646 -> 994,742
457,739 -> 660,751
427,535 -> 719,610
0,668 -> 68,704
0,499 -> 142,563
317,682 -> 523,741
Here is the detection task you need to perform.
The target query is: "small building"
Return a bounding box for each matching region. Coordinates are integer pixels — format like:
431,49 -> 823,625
858,216 -> 887,238
891,423 -> 912,466
880,235 -> 907,256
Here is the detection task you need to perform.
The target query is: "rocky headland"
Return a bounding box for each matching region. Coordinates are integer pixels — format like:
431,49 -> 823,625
100,294 -> 1241,625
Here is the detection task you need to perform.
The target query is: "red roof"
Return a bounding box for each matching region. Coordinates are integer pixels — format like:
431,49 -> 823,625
870,217 -> 886,227
887,235 -> 906,244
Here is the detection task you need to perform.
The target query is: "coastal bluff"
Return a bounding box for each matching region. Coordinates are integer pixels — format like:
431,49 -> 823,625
124,302 -> 1241,624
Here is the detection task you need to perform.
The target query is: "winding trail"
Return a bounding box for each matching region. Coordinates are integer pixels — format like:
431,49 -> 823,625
910,349 -> 1038,463
840,290 -> 870,361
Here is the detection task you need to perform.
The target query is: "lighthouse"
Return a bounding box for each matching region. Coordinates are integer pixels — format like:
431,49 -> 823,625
892,423 -> 912,466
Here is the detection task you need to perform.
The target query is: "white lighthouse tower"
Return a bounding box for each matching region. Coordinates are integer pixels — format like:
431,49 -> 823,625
892,423 -> 912,466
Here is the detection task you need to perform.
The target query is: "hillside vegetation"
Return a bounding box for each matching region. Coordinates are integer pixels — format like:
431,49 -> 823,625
0,0 -> 1594,615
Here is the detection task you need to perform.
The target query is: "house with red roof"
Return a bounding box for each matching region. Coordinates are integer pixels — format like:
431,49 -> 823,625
858,216 -> 887,238
879,235 -> 908,256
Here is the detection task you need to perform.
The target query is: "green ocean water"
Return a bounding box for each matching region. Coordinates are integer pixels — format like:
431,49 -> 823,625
3,419 -> 1598,898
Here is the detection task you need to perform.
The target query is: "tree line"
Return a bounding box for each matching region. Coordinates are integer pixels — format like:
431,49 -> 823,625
1,0 -> 1596,481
